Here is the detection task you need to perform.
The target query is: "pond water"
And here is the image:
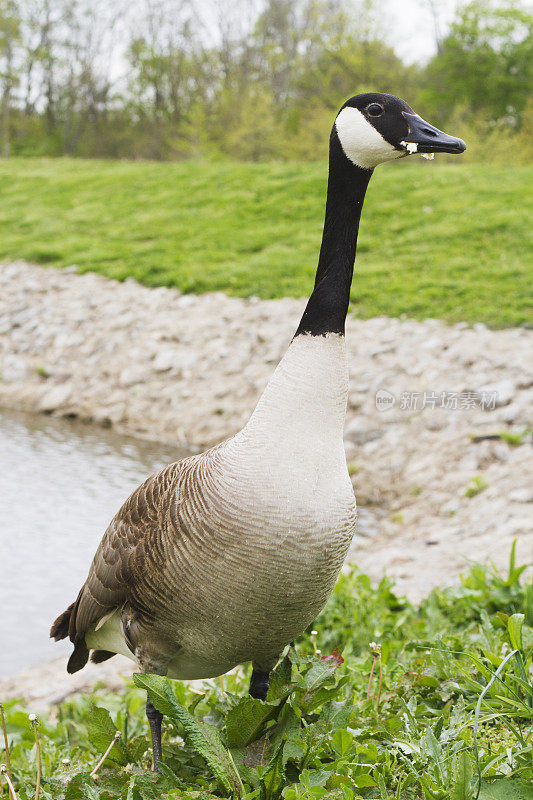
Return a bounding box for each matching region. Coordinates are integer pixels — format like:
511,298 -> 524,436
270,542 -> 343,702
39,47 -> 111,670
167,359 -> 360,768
0,409 -> 184,678
0,408 -> 377,679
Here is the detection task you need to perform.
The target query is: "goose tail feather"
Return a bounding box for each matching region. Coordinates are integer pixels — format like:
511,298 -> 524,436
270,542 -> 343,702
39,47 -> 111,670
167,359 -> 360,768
51,601 -> 91,674
91,649 -> 116,664
67,640 -> 89,673
50,603 -> 75,641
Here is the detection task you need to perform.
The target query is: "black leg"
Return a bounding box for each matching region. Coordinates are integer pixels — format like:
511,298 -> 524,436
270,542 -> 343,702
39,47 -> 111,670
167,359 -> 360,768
146,695 -> 163,771
249,667 -> 270,700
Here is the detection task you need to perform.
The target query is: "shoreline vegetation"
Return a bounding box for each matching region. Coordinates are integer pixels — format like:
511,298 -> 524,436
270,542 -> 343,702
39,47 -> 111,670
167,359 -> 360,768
0,160 -> 531,328
1,548 -> 532,799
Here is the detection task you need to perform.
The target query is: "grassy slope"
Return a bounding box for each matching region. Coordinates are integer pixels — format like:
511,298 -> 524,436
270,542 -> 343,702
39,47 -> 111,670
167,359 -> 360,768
0,158 -> 531,327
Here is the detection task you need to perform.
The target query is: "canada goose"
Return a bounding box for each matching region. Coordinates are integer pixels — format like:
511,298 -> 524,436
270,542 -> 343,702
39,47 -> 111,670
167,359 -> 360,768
51,93 -> 465,768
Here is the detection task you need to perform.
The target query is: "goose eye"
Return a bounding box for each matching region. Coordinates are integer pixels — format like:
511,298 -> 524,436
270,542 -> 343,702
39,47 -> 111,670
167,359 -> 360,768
367,103 -> 384,117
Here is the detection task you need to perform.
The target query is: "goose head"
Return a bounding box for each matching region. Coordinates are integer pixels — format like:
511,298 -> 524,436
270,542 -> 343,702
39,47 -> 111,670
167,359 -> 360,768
334,92 -> 466,171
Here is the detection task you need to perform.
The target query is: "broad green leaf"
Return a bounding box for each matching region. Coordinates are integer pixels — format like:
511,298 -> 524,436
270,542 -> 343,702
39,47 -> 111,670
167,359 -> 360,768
239,733 -> 271,767
424,728 -> 443,784
451,750 -> 473,800
65,772 -> 108,800
393,740 -> 419,756
156,762 -> 183,789
294,768 -> 332,790
508,613 -> 524,650
86,705 -> 131,766
226,696 -> 280,748
414,675 -> 440,688
479,778 -> 533,800
126,772 -> 170,799
282,735 -> 306,767
331,729 -> 353,757
131,673 -> 179,717
300,676 -> 349,711
133,673 -> 243,796
315,700 -> 352,735
268,704 -> 304,767
260,741 -> 285,800
353,773 -> 377,788
268,656 -> 293,699
125,776 -> 139,800
433,715 -> 444,739
298,652 -> 343,695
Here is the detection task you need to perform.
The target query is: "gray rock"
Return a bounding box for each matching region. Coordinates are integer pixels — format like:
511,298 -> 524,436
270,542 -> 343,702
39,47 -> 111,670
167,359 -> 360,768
344,419 -> 383,445
176,295 -> 196,308
440,499 -> 459,516
479,379 -> 515,407
509,488 -> 533,503
153,348 -> 197,373
118,366 -> 146,387
38,383 -> 72,411
1,355 -> 28,382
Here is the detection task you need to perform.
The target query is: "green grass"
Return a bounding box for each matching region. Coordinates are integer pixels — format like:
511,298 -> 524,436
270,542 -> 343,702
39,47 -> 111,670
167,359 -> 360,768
0,158 -> 531,327
2,546 -> 532,799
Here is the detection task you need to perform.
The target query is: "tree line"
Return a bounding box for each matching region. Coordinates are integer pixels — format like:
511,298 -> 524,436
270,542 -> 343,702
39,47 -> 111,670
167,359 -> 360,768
0,0 -> 532,161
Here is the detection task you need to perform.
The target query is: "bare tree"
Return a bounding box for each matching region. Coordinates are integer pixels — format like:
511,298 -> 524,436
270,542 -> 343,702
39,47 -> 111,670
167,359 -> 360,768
0,0 -> 20,156
21,0 -> 62,125
55,0 -> 125,152
418,0 -> 457,55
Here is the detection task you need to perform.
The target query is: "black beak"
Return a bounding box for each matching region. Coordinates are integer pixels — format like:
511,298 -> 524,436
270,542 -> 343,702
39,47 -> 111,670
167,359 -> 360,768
401,113 -> 466,154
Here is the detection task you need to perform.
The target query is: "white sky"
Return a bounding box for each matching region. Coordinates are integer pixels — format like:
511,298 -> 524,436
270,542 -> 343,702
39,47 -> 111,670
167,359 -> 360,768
168,0 -> 462,66
381,0 -> 460,63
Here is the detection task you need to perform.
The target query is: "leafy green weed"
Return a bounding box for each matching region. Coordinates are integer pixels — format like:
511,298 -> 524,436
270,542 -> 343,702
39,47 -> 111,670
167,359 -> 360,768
1,546 -> 531,799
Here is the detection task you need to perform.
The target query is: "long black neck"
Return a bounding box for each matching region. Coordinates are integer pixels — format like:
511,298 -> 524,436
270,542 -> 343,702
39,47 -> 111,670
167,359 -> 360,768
295,128 -> 372,337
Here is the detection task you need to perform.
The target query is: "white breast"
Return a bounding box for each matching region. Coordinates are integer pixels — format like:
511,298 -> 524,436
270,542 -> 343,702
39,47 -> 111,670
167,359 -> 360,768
222,332 -> 355,533
163,333 -> 357,675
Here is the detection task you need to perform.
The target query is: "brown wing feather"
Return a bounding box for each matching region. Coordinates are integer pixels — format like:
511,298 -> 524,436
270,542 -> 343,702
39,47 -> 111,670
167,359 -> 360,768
60,460 -> 188,670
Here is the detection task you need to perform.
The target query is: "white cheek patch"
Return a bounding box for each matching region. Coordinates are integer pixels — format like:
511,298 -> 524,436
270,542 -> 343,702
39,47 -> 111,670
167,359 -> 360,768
335,106 -> 402,169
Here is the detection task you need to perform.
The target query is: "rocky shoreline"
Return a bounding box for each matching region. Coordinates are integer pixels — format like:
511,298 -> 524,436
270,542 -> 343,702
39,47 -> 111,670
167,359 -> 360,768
1,260 -> 531,705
